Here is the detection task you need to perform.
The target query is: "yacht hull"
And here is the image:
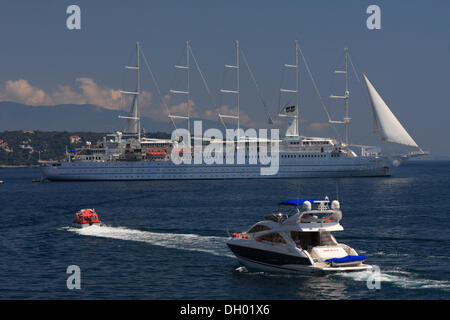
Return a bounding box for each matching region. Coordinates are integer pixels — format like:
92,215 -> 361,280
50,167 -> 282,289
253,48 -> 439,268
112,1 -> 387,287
236,255 -> 372,274
227,241 -> 372,274
227,243 -> 312,267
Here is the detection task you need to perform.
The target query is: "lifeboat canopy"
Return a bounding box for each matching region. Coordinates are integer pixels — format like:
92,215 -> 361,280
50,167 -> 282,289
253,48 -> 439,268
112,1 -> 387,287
73,208 -> 101,227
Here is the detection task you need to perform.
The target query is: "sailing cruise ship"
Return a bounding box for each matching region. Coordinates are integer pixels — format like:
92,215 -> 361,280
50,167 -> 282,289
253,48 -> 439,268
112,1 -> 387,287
40,41 -> 425,181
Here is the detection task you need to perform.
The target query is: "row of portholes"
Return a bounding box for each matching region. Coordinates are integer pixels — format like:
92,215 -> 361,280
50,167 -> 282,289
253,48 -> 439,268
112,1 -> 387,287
281,154 -> 327,158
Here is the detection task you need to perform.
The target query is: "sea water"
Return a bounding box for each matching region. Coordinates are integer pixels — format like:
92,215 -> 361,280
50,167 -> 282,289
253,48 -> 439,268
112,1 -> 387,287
0,161 -> 449,299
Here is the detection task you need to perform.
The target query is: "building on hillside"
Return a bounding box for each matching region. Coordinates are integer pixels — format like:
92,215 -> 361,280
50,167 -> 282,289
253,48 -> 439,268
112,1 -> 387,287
70,135 -> 81,144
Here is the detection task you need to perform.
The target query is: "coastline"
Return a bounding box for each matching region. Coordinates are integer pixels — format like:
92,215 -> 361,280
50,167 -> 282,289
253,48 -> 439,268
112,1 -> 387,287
0,159 -> 449,171
0,165 -> 40,168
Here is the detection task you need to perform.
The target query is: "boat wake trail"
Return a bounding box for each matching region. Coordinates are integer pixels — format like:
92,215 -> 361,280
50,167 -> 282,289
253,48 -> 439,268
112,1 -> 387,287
67,225 -> 234,258
333,269 -> 450,292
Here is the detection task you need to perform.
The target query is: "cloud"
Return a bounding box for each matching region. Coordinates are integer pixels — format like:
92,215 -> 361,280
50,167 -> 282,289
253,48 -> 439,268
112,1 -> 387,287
0,79 -> 53,106
204,105 -> 259,128
0,79 -> 217,126
138,94 -> 197,123
168,100 -> 198,118
51,84 -> 84,105
0,79 -> 266,129
0,78 -> 152,112
306,122 -> 330,133
72,77 -> 123,109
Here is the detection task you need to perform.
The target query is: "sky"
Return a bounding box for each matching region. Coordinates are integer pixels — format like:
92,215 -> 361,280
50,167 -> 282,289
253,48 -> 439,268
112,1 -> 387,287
0,0 -> 449,156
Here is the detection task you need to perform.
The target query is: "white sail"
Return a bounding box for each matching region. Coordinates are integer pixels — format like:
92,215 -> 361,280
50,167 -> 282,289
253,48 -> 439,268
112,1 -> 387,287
363,74 -> 418,147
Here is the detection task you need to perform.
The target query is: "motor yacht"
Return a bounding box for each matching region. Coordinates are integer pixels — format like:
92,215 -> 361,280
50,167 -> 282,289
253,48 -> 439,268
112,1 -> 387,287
226,197 -> 371,273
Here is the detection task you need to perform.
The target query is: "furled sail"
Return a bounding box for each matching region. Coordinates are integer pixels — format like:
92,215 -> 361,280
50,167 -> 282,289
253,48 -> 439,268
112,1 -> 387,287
363,74 -> 418,147
285,117 -> 298,137
125,94 -> 139,134
118,41 -> 141,138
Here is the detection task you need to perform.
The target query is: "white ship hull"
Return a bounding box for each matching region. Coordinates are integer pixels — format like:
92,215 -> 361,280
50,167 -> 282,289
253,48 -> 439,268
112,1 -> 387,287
40,155 -> 392,181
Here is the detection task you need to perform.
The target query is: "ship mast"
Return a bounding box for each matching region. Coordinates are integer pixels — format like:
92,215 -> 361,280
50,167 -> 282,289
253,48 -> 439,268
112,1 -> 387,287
169,40 -> 191,134
137,41 -> 141,141
329,47 -> 351,145
278,40 -> 300,137
219,40 -> 241,141
119,41 -> 141,141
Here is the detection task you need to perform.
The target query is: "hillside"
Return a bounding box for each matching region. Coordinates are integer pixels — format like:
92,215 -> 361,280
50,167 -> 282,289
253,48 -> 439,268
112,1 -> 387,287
0,131 -> 170,166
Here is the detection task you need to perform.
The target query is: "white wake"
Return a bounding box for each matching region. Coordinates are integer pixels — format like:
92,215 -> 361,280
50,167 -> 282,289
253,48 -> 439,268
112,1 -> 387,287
334,269 -> 450,291
66,225 -> 234,258
65,225 -> 450,292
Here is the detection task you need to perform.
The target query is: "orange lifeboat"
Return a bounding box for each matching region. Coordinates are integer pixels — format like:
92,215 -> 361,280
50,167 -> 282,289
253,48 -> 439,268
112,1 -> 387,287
73,209 -> 102,228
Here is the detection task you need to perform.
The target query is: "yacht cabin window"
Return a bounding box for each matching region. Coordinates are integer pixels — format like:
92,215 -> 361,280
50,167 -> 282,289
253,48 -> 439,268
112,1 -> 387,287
256,232 -> 286,244
248,225 -> 271,233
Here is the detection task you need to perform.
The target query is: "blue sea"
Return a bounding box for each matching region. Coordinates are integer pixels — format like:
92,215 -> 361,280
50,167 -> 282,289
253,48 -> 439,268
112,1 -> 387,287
0,161 -> 449,300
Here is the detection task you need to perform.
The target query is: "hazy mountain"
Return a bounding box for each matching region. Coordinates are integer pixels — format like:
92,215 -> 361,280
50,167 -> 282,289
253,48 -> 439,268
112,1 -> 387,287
0,101 -> 245,135
0,101 -> 172,133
